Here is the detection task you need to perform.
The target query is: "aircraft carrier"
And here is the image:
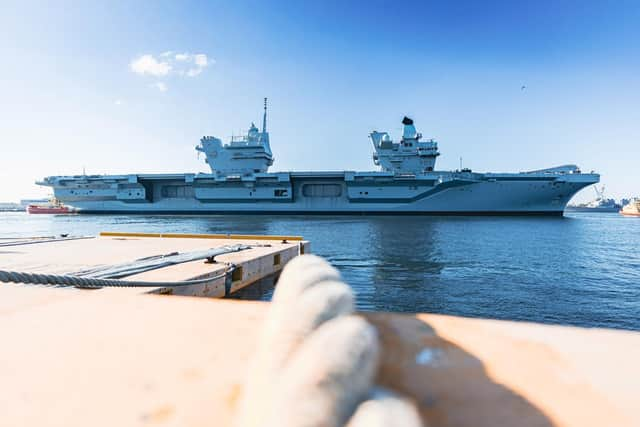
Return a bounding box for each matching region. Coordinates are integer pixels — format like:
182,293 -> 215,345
37,99 -> 599,215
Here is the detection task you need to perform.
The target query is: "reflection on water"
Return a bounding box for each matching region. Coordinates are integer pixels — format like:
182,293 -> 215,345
1,212 -> 639,330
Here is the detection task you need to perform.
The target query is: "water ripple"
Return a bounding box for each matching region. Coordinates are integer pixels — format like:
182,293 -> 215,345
2,211 -> 639,330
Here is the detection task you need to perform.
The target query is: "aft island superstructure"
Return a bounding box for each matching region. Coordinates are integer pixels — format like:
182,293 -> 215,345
38,99 -> 599,215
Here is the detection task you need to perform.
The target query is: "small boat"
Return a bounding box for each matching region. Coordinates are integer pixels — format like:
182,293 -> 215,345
27,199 -> 75,214
620,199 -> 640,217
565,185 -> 621,212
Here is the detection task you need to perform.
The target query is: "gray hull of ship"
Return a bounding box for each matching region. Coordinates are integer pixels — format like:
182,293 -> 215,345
41,170 -> 599,216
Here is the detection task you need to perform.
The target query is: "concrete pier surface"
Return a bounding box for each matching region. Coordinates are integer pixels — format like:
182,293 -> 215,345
1,235 -> 638,426
0,286 -> 638,427
0,232 -> 309,297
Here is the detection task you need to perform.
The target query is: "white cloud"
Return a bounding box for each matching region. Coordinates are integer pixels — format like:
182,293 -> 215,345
130,54 -> 172,77
186,68 -> 203,77
130,51 -> 212,91
185,54 -> 210,77
114,99 -> 123,105
194,54 -> 208,67
153,82 -> 168,92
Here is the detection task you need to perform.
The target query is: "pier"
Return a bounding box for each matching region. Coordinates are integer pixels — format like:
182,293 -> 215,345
0,233 -> 638,426
0,232 -> 309,298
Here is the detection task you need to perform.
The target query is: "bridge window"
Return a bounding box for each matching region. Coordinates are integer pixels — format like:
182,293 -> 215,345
274,189 -> 289,197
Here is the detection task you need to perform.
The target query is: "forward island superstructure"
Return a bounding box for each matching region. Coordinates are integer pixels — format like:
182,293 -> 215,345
38,99 -> 599,215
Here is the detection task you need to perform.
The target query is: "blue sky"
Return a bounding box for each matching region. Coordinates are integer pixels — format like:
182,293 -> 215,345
1,0 -> 639,202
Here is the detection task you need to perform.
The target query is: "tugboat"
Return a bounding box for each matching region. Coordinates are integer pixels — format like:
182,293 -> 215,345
27,199 -> 75,214
620,199 -> 640,217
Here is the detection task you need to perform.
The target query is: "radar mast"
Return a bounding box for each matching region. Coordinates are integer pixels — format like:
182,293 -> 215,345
262,97 -> 267,133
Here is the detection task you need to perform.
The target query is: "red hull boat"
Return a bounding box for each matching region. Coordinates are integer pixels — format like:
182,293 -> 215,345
27,204 -> 74,214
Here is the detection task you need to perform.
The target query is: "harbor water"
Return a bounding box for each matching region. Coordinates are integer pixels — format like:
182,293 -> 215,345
1,212 -> 639,331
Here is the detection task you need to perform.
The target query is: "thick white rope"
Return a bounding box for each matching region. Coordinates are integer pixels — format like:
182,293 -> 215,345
235,254 -> 424,427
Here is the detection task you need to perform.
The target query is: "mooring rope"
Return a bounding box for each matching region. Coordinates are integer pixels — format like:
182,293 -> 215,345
70,244 -> 251,278
0,243 -> 252,289
0,267 -> 234,289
